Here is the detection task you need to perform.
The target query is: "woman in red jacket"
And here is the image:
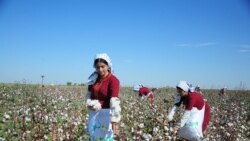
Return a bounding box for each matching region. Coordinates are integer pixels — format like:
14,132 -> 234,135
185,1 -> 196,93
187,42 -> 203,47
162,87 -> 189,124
86,53 -> 121,141
133,85 -> 156,108
167,81 -> 211,140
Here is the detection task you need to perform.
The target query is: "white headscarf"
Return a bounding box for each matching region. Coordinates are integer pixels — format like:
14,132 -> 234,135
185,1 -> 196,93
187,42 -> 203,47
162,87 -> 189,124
133,84 -> 143,91
87,53 -> 113,85
176,81 -> 190,92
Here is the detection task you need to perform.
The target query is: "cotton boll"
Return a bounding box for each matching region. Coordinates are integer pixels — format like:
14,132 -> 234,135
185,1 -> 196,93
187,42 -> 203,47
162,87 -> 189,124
166,136 -> 171,140
138,123 -> 144,129
170,127 -> 173,132
120,122 -> 125,128
25,117 -> 31,122
164,126 -> 169,131
158,136 -> 163,140
136,130 -> 142,135
131,127 -> 134,133
4,113 -> 10,119
228,122 -> 233,127
44,135 -> 48,140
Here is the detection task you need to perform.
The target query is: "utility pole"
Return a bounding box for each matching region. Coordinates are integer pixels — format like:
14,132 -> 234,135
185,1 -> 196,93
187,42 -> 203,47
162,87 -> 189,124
41,75 -> 45,105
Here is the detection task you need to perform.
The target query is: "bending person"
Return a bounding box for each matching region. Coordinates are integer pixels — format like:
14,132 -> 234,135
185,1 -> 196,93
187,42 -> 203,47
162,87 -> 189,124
166,81 -> 211,141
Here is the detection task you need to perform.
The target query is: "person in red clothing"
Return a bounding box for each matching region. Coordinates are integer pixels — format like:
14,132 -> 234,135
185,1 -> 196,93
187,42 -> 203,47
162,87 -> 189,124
219,87 -> 227,96
133,85 -> 156,108
195,85 -> 202,94
86,53 -> 121,140
166,81 -> 211,140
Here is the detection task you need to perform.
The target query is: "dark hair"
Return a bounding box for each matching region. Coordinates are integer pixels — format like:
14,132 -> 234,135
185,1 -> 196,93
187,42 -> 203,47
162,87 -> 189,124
94,58 -> 108,67
176,87 -> 183,91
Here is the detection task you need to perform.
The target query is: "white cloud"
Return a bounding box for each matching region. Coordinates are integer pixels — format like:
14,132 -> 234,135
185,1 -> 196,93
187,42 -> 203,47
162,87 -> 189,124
196,42 -> 216,47
175,43 -> 191,47
239,49 -> 250,53
241,45 -> 250,48
239,44 -> 250,53
175,42 -> 216,48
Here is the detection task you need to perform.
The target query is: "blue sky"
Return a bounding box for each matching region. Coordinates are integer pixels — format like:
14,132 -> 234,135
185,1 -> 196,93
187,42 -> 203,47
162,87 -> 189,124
0,0 -> 250,89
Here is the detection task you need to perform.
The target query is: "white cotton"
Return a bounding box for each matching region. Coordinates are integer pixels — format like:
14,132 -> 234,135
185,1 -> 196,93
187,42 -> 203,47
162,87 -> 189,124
167,106 -> 178,121
4,113 -> 10,120
180,110 -> 191,127
87,100 -> 102,111
87,100 -> 99,107
140,96 -> 146,101
86,99 -> 91,106
93,102 -> 102,111
110,97 -> 121,122
85,91 -> 91,103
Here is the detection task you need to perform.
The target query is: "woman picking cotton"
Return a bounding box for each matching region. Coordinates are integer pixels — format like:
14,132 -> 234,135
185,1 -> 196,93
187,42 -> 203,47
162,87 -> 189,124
85,53 -> 121,141
133,84 -> 157,108
166,81 -> 211,141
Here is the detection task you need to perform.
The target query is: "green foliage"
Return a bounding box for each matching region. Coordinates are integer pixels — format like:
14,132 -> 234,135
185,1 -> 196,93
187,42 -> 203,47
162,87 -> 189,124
79,83 -> 85,86
66,82 -> 72,86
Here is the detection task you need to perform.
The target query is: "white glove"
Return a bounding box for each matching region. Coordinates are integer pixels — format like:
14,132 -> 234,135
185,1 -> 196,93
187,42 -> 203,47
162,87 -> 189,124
167,106 -> 178,121
110,97 -> 121,122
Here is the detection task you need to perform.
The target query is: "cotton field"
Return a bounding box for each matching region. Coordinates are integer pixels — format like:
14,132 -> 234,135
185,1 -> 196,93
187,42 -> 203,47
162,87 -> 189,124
0,84 -> 249,141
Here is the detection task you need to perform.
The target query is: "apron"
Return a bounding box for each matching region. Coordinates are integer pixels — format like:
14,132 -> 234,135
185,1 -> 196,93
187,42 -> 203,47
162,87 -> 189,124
146,91 -> 154,99
87,109 -> 113,141
178,105 -> 205,141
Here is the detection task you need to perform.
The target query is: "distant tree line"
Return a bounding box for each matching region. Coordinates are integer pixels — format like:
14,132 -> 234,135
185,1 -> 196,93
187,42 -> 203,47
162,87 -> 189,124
66,82 -> 85,86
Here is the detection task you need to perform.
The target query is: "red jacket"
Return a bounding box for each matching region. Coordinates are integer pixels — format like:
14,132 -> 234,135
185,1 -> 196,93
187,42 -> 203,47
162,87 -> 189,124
175,92 -> 205,110
139,87 -> 151,97
88,73 -> 120,108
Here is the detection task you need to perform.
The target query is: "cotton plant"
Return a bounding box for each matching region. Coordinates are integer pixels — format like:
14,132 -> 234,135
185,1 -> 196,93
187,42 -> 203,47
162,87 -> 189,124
0,84 -> 250,140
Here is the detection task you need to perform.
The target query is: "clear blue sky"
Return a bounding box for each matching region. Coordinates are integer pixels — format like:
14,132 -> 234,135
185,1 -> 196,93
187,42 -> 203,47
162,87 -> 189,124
0,0 -> 250,89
